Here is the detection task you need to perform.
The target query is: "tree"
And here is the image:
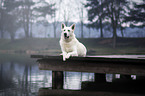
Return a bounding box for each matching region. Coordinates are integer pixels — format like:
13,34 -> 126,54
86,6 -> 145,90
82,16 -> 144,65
85,0 -> 130,48
50,1 -> 58,38
51,11 -> 58,38
125,0 -> 145,27
0,0 -> 6,38
5,14 -> 20,41
59,0 -> 76,26
34,0 -> 55,19
0,0 -> 56,39
0,0 -> 21,40
20,0 -> 35,38
78,2 -> 85,38
106,0 -> 129,48
85,0 -> 108,38
33,0 -> 56,38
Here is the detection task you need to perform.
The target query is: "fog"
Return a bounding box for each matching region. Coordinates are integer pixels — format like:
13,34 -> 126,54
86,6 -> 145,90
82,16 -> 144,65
0,1 -> 145,96
0,0 -> 145,52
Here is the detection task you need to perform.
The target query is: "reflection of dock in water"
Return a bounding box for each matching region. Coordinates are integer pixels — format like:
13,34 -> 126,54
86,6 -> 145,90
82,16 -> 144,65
31,55 -> 145,96
38,71 -> 145,96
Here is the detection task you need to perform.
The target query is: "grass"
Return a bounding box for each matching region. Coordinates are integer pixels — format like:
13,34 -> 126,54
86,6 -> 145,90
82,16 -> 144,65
0,38 -> 145,55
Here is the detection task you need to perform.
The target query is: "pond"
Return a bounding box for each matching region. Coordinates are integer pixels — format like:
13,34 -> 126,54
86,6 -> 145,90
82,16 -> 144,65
0,54 -> 145,96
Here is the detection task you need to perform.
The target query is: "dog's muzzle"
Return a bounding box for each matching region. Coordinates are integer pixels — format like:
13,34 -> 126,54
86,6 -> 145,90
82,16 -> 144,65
64,33 -> 69,39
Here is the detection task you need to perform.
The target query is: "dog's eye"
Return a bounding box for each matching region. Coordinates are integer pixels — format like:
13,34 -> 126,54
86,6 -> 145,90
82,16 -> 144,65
64,29 -> 65,31
68,30 -> 70,32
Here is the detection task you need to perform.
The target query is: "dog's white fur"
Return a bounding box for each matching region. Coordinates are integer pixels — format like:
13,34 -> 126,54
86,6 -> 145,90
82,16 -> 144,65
59,23 -> 87,61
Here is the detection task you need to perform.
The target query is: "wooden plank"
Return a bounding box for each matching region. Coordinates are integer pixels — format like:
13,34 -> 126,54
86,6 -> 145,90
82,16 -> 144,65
38,89 -> 144,96
31,55 -> 145,75
31,55 -> 145,64
89,55 -> 145,59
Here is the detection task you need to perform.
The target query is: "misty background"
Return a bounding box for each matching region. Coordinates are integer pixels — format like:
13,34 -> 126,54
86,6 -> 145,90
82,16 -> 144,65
0,0 -> 145,52
1,1 -> 145,96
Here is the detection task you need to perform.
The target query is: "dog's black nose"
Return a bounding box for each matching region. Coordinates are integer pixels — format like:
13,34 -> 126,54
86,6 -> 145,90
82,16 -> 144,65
64,33 -> 67,37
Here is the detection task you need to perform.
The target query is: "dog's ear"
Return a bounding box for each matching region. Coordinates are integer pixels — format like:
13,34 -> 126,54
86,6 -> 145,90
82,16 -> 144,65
70,24 -> 75,31
61,23 -> 66,30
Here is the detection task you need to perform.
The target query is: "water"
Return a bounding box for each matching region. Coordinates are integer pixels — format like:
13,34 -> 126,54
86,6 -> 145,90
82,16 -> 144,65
0,54 -> 145,96
0,54 -> 94,96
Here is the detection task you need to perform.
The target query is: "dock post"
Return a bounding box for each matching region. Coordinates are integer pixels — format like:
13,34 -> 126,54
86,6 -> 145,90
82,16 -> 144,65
95,73 -> 106,83
52,71 -> 64,89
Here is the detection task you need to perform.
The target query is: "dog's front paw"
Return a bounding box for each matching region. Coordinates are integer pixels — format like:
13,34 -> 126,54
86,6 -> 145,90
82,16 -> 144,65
63,56 -> 66,61
62,52 -> 67,61
60,53 -> 63,56
63,58 -> 66,61
66,54 -> 70,59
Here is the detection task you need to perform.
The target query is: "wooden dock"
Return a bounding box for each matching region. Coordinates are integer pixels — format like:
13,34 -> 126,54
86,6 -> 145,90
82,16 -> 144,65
31,55 -> 145,96
31,55 -> 145,75
38,89 -> 144,96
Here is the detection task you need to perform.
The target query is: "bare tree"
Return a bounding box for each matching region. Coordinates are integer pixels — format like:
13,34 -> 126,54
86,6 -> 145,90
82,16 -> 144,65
0,0 -> 5,38
50,0 -> 61,38
52,12 -> 58,38
78,2 -> 84,38
63,9 -> 70,26
59,0 -> 76,26
20,0 -> 35,38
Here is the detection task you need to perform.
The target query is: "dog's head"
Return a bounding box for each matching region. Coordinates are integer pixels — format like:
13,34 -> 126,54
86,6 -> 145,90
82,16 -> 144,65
61,23 -> 75,40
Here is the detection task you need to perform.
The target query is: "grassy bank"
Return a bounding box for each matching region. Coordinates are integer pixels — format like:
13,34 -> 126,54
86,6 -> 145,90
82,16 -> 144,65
0,38 -> 145,55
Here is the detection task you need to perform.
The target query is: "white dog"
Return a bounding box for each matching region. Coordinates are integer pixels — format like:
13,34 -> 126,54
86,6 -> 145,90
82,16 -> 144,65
59,23 -> 87,61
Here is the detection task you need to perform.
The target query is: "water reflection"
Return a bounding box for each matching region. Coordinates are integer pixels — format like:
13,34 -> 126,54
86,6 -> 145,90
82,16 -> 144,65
64,72 -> 94,90
0,60 -> 52,96
0,54 -> 145,96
